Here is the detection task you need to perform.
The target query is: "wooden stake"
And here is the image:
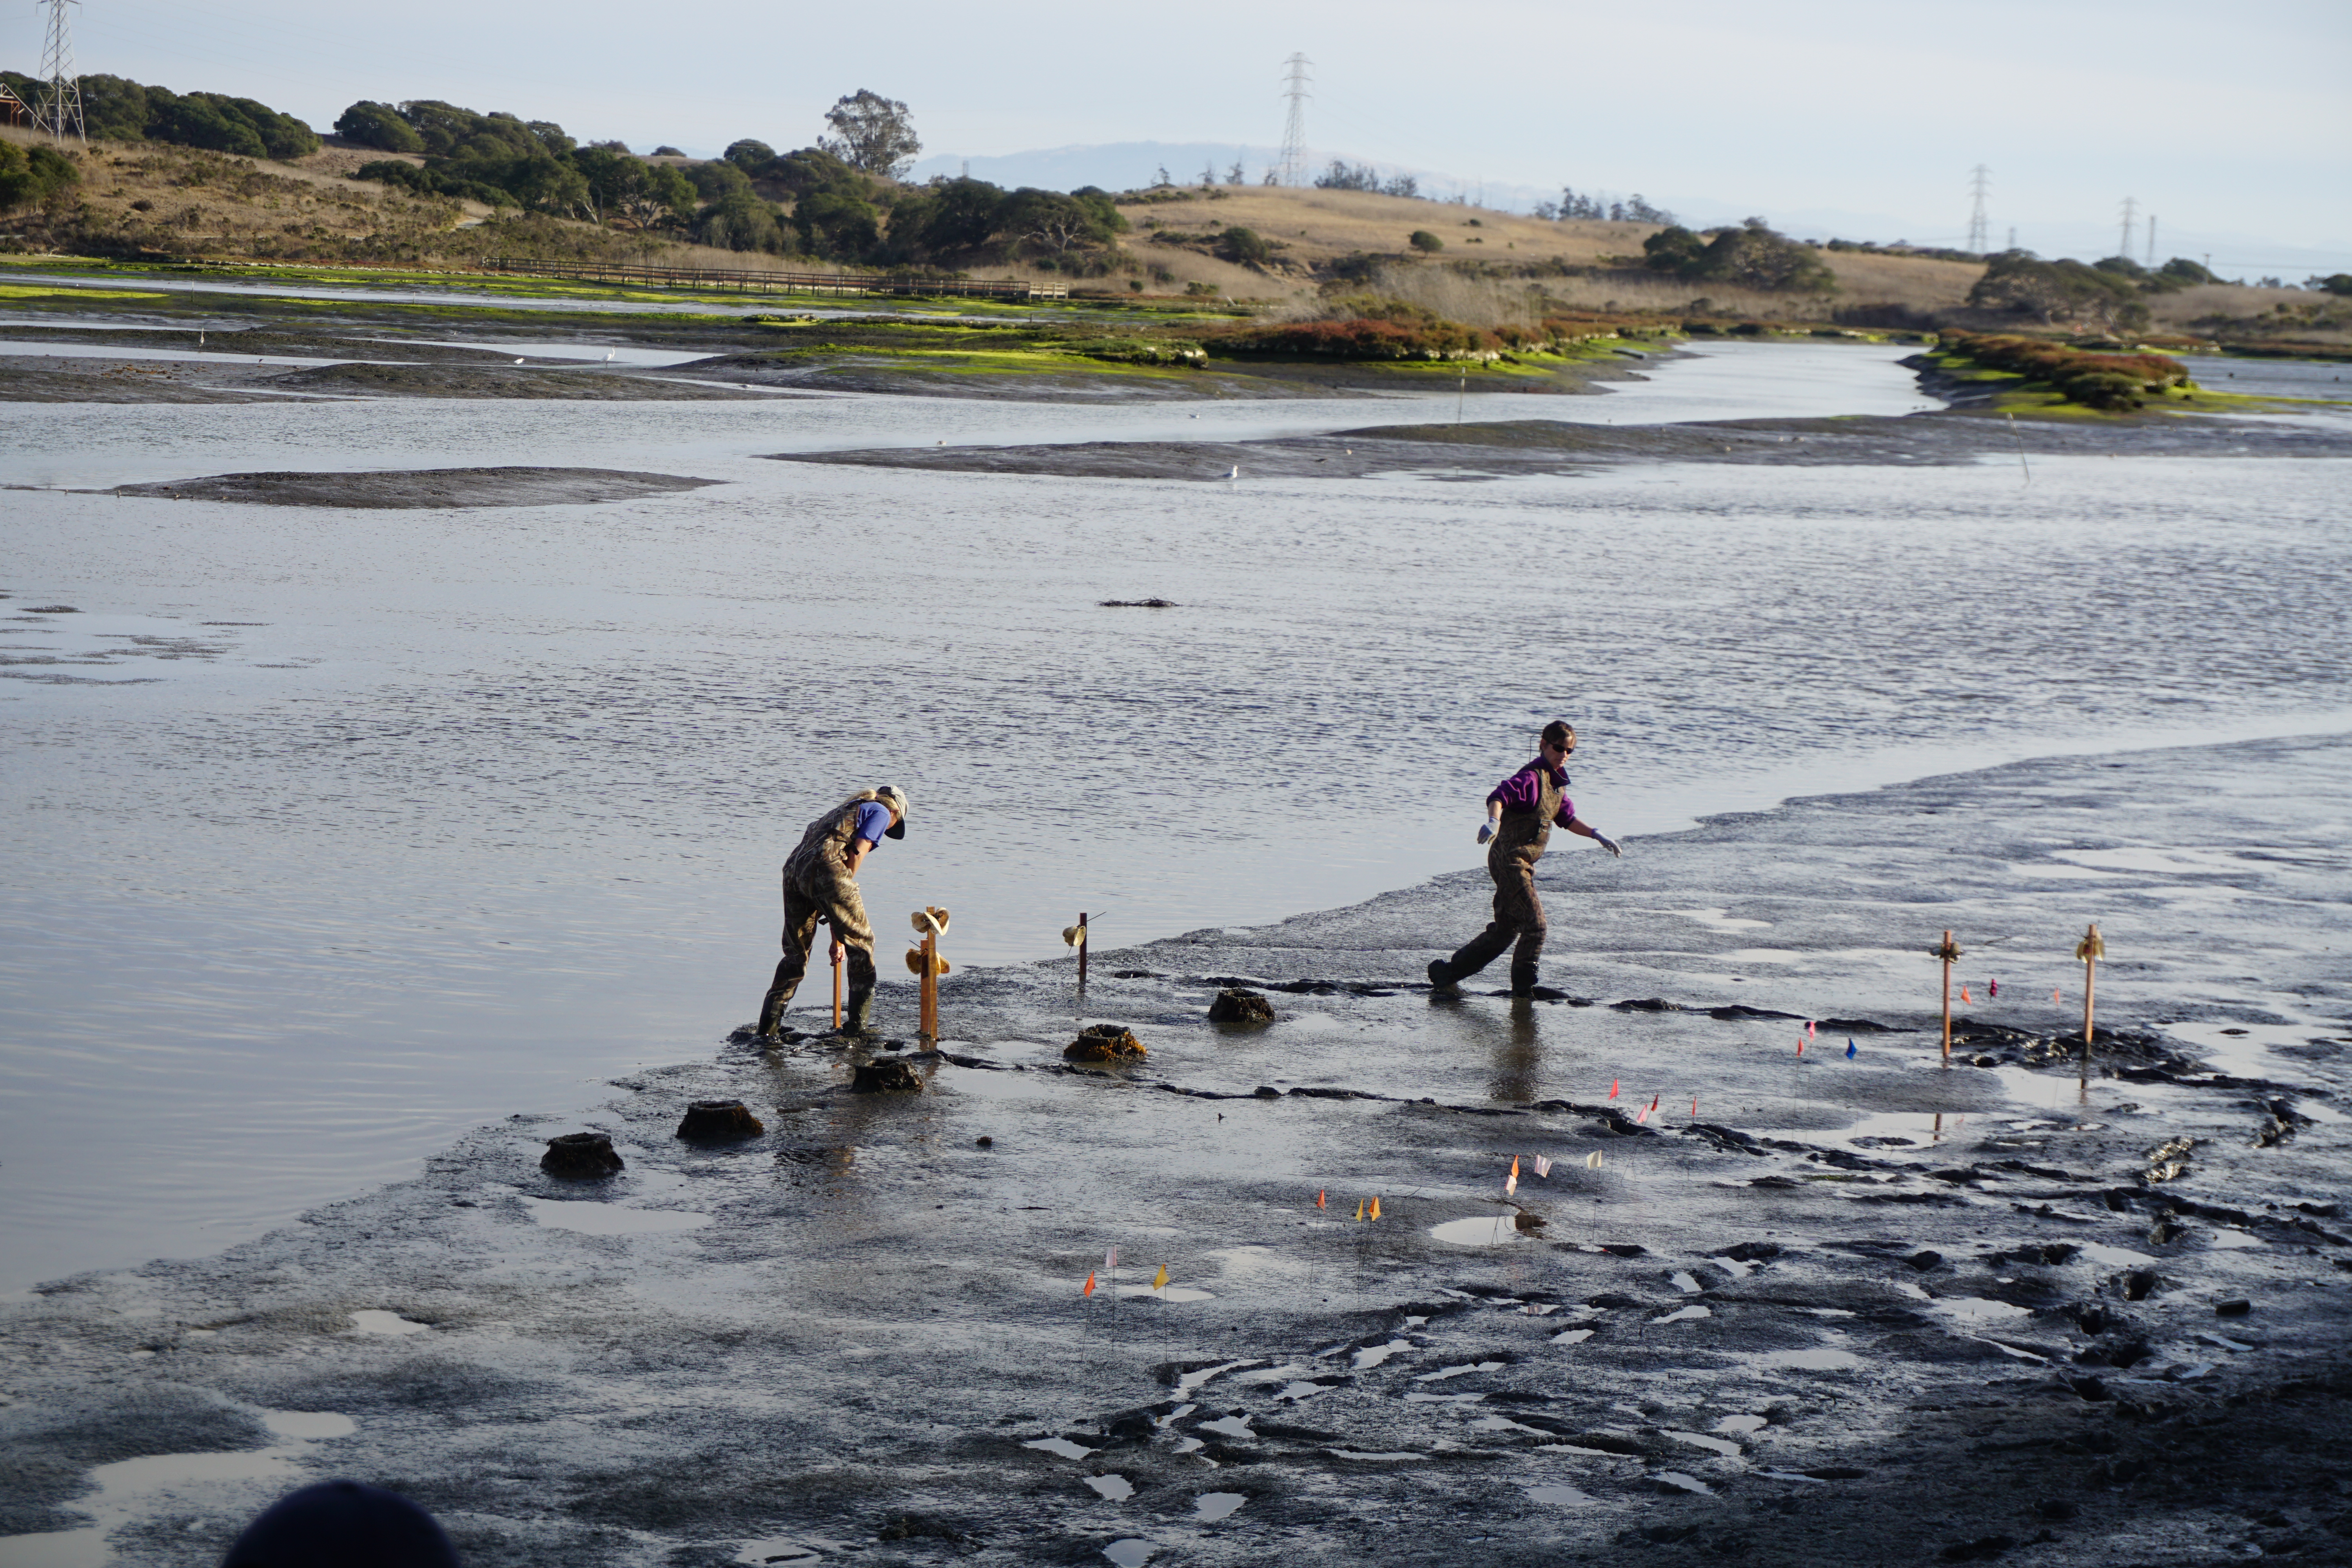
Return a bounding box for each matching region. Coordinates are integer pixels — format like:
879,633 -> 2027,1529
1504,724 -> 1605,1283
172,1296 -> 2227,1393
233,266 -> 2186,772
920,930 -> 938,1045
2076,922 -> 2104,1082
1077,911 -> 1089,992
831,934 -> 843,1030
1933,930 -> 1963,1062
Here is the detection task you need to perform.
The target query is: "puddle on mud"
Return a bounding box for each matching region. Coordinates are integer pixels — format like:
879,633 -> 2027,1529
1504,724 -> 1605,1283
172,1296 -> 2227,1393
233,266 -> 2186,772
1351,1340 -> 1413,1370
1328,1449 -> 1423,1461
1525,1483 -> 1593,1505
349,1309 -> 429,1335
1196,1416 -> 1254,1439
1666,1430 -> 1744,1457
520,1198 -> 712,1236
2205,1229 -> 2266,1249
261,1410 -> 356,1439
1428,1216 -> 1531,1247
1176,1358 -> 1262,1389
1651,1305 -> 1712,1325
1086,1474 -> 1135,1501
2078,1243 -> 2158,1267
1670,1271 -> 1703,1293
1023,1437 -> 1096,1461
1414,1361 -> 1506,1383
734,1539 -> 820,1564
1193,1492 -> 1246,1522
1714,1414 -> 1768,1435
1932,1297 -> 2033,1323
1102,1541 -> 1155,1568
1655,1471 -> 1715,1495
1552,1327 -> 1595,1344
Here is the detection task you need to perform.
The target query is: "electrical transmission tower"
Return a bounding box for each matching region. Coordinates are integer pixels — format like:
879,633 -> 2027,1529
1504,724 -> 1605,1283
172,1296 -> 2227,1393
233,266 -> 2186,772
1965,165 -> 1991,255
1277,53 -> 1312,187
34,0 -> 85,143
2118,196 -> 2138,260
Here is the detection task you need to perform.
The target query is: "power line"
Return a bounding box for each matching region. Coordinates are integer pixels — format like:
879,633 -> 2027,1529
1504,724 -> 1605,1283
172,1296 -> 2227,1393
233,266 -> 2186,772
1965,165 -> 1990,256
35,0 -> 85,143
1277,53 -> 1311,187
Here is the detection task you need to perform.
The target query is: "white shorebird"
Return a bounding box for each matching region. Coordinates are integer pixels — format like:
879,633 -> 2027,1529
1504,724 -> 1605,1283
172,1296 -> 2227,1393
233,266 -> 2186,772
1225,465 -> 1239,479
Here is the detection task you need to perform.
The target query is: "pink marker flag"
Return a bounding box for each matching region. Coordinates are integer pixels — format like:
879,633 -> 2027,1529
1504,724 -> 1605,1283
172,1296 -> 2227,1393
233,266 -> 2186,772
1534,1155 -> 1552,1178
1609,1079 -> 1621,1100
1989,978 -> 2000,998
1105,1246 -> 1118,1272
1634,1106 -> 1649,1124
1808,1020 -> 1817,1039
1506,1170 -> 1518,1196
1691,1096 -> 1699,1118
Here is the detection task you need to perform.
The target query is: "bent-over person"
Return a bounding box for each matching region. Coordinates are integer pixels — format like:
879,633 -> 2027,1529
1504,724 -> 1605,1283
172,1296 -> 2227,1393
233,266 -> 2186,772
755,784 -> 909,1038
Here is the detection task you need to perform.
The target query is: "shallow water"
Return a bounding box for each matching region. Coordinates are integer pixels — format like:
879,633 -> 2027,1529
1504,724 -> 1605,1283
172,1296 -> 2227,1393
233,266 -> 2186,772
4,342 -> 2350,1291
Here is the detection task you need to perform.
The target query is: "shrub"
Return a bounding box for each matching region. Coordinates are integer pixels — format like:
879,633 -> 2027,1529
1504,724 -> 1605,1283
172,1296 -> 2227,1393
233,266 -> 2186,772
2314,274 -> 2352,298
724,139 -> 777,171
1648,219 -> 1833,293
1207,315 -> 1499,360
336,101 -> 424,153
1408,230 -> 1443,253
0,140 -> 78,211
1938,330 -> 2188,410
1217,225 -> 1272,266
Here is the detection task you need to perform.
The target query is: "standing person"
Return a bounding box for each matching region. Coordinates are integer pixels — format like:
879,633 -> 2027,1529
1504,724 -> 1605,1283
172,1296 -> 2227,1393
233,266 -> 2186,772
1428,721 -> 1620,997
754,784 -> 910,1038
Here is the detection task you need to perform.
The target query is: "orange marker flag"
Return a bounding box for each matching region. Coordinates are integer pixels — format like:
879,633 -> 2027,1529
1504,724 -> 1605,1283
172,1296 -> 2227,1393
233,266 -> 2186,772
1354,1197 -> 1365,1221
2053,987 -> 2062,1004
1609,1079 -> 1621,1100
1082,1271 -> 1096,1298
1797,1036 -> 1806,1056
1369,1196 -> 1382,1221
1691,1096 -> 1699,1118
1962,986 -> 1973,1004
1648,1094 -> 1659,1114
1316,1189 -> 1327,1210
1152,1263 -> 1169,1291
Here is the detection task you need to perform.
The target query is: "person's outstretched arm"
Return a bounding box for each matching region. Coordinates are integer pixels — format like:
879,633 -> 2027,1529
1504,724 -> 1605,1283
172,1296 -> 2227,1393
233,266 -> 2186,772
1564,816 -> 1622,856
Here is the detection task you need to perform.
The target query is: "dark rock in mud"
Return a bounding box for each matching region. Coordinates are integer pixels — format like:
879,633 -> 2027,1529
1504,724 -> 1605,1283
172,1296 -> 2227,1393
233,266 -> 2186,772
1514,1212 -> 1548,1233
1064,1024 -> 1145,1062
675,1099 -> 764,1141
1206,988 -> 1276,1025
1939,1535 -> 2018,1563
540,1132 -> 623,1178
850,1060 -> 924,1094
111,467 -> 719,510
2120,1269 -> 2162,1301
1612,997 -> 1681,1012
1099,598 -> 1176,608
2216,1298 -> 2252,1317
1907,1250 -> 1945,1272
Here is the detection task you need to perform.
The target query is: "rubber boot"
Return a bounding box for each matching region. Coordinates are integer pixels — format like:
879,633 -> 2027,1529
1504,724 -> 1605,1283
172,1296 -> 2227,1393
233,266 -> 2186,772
1427,958 -> 1459,992
842,985 -> 876,1036
1509,961 -> 1539,998
753,993 -> 786,1040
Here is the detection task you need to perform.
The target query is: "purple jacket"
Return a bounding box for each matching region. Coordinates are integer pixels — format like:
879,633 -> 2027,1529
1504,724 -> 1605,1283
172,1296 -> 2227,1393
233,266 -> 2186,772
1489,759 -> 1574,826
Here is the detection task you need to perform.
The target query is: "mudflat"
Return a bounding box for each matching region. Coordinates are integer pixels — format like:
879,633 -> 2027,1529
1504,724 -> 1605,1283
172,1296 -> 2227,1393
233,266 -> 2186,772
106,467 -> 720,509
2,734 -> 2343,1566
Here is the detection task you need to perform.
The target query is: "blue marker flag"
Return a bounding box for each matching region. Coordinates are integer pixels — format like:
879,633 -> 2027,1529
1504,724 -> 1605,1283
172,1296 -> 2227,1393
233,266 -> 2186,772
1845,1039 -> 1858,1059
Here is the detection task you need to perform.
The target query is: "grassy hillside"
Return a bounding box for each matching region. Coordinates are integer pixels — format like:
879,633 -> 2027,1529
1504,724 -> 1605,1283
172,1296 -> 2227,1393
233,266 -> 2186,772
1098,182 -> 1983,318
0,127 -> 747,270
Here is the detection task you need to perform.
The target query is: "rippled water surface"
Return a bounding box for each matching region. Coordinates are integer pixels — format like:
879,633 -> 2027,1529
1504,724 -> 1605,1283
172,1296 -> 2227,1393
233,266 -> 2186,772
3,342 -> 2348,1290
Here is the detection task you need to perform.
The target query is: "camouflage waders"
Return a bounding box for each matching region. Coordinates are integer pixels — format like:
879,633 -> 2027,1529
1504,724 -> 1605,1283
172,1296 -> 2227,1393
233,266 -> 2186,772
1439,766 -> 1561,994
756,791 -> 884,1035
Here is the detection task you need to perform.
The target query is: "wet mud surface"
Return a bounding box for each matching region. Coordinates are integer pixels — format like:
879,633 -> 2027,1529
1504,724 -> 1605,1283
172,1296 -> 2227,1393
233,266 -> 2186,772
771,406 -> 2352,482
104,468 -> 721,509
3,734 -> 2346,1565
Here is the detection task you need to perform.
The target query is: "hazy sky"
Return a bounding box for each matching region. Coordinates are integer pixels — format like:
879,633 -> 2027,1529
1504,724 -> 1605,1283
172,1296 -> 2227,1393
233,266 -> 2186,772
16,0 -> 2349,261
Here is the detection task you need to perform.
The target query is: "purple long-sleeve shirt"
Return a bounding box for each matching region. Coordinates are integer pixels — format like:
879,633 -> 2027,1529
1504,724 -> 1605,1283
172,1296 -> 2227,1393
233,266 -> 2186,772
1488,759 -> 1575,826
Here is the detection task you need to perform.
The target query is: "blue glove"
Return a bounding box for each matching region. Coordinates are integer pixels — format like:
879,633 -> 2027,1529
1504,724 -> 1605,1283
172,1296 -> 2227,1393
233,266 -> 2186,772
1593,832 -> 1622,857
1477,820 -> 1498,845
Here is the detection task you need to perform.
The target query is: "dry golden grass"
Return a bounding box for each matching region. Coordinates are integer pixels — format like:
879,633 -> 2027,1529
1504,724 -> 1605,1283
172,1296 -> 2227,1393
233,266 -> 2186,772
1102,182 -> 1983,316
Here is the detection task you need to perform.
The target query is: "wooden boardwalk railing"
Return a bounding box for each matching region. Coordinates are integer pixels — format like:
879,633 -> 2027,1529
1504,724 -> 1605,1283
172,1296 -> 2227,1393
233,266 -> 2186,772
482,256 -> 1067,301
